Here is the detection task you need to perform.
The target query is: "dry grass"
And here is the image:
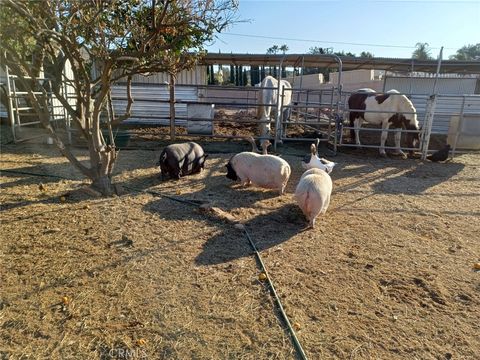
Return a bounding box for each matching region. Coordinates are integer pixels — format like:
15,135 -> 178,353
1,141 -> 479,360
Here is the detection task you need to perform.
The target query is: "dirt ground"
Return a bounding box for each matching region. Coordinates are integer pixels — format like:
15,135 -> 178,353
1,138 -> 479,359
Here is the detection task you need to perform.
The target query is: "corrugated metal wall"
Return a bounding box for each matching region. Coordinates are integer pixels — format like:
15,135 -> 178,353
384,76 -> 478,95
111,84 -> 198,125
429,95 -> 480,134
129,66 -> 207,85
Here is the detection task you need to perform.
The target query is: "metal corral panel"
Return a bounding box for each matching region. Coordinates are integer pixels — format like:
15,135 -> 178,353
51,59 -> 76,122
0,75 -> 7,118
111,84 -> 198,125
408,95 -> 480,134
344,90 -> 480,135
447,115 -> 480,149
430,95 -> 480,134
384,76 -> 478,95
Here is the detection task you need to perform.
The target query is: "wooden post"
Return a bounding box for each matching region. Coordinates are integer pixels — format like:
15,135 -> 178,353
169,74 -> 175,140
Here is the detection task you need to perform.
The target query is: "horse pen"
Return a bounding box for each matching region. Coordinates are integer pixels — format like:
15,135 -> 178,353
2,63 -> 480,358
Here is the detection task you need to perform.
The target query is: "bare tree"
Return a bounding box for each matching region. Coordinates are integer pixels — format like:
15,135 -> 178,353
0,0 -> 238,195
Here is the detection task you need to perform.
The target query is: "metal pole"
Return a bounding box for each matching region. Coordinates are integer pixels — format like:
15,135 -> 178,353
274,55 -> 286,150
421,47 -> 443,160
4,62 -> 17,142
12,73 -> 22,139
169,74 -> 176,140
331,54 -> 343,155
63,69 -> 72,144
432,47 -> 443,95
420,95 -> 437,160
409,59 -> 414,95
295,55 -> 305,123
383,70 -> 388,92
451,96 -> 466,159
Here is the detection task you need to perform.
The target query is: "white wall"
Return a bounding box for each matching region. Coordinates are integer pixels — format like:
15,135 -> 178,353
285,73 -> 324,89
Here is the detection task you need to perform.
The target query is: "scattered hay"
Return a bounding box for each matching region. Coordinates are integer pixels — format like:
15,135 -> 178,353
1,143 -> 479,359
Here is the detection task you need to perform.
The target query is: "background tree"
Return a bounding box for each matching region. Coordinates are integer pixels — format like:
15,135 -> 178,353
449,43 -> 480,60
308,46 -> 327,55
266,46 -> 279,78
229,64 -> 235,84
412,42 -> 433,60
235,65 -> 241,86
242,68 -> 248,86
0,0 -> 238,195
303,46 -> 330,77
360,51 -> 374,58
250,65 -> 260,85
208,65 -> 215,84
334,50 -> 356,57
266,45 -> 279,54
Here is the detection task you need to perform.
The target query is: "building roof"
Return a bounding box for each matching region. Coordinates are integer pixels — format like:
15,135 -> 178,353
200,53 -> 480,74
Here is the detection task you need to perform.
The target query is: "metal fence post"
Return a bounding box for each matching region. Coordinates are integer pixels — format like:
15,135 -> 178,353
169,74 -> 176,140
4,62 -> 17,142
451,96 -> 467,159
274,56 -> 286,149
420,94 -> 437,160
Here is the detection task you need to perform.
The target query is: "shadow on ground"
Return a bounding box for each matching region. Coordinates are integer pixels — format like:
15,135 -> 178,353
144,196 -> 304,266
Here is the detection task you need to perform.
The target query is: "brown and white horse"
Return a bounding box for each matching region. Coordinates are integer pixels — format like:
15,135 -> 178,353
348,88 -> 420,157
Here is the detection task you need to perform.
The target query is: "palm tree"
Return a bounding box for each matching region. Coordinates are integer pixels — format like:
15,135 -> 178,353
280,44 -> 289,54
412,43 -> 433,60
267,45 -> 279,54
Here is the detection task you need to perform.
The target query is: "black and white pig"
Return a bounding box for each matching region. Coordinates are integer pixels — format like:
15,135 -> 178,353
158,142 -> 207,180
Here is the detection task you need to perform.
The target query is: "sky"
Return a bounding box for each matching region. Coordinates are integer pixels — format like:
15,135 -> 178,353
205,0 -> 480,59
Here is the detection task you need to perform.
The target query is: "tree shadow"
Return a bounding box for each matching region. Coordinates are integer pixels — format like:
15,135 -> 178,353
0,164 -> 83,189
371,161 -> 465,195
308,148 -> 467,196
119,153 -> 285,210
195,203 -> 305,265
143,196 -> 305,266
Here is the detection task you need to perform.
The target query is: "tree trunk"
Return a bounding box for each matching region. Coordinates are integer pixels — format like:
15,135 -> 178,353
86,109 -> 118,196
91,174 -> 115,196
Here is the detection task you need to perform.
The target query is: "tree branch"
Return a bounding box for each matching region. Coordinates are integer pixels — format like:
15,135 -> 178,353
111,75 -> 133,125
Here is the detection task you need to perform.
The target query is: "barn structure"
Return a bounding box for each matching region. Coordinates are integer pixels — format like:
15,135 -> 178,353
2,54 -> 480,155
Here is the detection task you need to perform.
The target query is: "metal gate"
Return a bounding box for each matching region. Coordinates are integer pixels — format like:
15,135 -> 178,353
4,63 -> 73,143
